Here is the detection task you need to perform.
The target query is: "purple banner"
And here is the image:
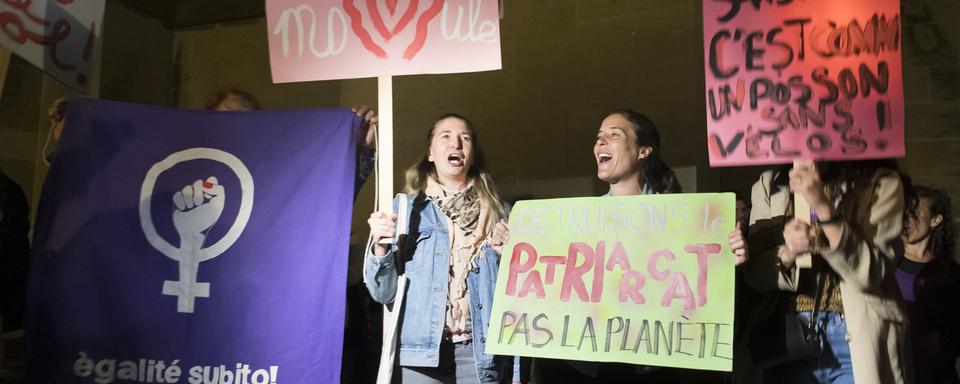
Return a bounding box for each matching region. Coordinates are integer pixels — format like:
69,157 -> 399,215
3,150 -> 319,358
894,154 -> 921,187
27,99 -> 358,383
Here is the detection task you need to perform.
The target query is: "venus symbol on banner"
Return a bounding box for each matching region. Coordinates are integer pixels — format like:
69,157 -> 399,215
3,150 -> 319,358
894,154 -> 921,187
139,148 -> 255,313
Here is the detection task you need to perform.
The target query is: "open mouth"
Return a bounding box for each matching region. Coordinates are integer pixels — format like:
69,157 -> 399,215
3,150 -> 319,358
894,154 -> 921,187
448,153 -> 465,167
597,153 -> 613,164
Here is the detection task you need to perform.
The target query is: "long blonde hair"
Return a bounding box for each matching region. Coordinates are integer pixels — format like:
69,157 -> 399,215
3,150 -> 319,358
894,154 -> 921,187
404,113 -> 505,228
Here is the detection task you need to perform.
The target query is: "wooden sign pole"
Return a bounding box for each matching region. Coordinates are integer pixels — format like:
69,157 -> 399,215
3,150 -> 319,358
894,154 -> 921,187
374,75 -> 408,384
377,75 -> 394,214
376,75 -> 405,243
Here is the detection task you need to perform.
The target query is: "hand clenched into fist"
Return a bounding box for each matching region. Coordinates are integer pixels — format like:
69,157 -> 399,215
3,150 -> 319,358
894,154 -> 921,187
369,211 -> 398,257
173,176 -> 225,239
491,219 -> 510,255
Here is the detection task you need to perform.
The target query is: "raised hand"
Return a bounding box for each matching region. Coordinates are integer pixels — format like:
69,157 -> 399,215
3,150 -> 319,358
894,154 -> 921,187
491,218 -> 510,255
728,223 -> 748,266
172,176 -> 225,244
789,160 -> 828,212
781,219 -> 816,269
352,105 -> 378,149
368,211 -> 397,256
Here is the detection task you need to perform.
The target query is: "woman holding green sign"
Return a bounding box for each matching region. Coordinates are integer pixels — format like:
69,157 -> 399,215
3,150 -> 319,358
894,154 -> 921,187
531,109 -> 749,382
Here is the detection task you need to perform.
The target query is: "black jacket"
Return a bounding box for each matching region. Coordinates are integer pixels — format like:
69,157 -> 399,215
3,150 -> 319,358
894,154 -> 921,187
900,255 -> 960,384
0,170 -> 30,331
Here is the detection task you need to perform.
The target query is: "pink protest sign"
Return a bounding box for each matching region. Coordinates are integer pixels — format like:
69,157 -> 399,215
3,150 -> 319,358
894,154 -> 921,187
702,0 -> 904,167
0,0 -> 105,93
266,0 -> 501,82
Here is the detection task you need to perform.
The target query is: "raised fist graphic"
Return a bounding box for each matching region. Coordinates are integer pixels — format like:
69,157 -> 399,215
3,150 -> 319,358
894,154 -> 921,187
172,176 -> 225,240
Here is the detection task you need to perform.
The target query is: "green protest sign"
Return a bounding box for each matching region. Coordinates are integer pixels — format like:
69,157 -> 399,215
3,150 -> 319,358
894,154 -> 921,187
486,193 -> 736,372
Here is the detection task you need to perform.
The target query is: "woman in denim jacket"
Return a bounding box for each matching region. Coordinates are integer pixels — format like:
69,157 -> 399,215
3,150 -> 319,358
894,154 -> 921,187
365,114 -> 518,383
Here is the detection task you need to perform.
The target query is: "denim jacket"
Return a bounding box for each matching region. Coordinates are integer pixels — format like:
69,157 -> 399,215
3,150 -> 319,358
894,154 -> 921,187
364,193 -> 517,383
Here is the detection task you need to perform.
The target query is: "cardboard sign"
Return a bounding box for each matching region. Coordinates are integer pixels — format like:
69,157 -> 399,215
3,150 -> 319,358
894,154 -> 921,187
702,0 -> 904,166
0,0 -> 105,93
486,194 -> 736,372
266,0 -> 501,82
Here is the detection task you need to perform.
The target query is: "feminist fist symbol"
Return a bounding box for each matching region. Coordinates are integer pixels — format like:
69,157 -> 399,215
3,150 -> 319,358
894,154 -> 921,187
162,177 -> 225,313
140,148 -> 254,314
172,177 -> 225,237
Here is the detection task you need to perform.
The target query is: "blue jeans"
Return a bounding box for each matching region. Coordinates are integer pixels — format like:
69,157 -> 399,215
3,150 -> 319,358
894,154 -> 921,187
397,341 -> 482,384
764,312 -> 854,384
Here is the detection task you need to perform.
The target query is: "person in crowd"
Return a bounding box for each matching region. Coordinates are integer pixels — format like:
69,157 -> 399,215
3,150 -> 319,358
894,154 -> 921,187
525,109 -> 747,383
365,113 -> 520,383
0,167 -> 31,370
0,168 -> 29,329
897,185 -> 960,384
744,160 -> 913,384
204,88 -> 262,111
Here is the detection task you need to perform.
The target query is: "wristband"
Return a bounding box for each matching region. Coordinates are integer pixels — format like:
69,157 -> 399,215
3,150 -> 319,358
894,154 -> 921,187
816,215 -> 841,225
811,211 -> 840,225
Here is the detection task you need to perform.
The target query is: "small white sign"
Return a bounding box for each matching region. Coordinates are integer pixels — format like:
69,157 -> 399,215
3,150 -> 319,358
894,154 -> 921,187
0,0 -> 106,93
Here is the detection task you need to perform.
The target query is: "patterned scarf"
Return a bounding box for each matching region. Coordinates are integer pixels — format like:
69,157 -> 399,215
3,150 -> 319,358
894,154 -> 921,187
424,177 -> 492,337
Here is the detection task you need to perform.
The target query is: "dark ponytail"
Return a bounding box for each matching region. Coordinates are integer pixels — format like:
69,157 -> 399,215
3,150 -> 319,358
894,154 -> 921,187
610,109 -> 681,193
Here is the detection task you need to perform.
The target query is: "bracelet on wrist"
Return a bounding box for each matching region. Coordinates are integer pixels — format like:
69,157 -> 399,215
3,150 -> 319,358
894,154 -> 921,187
816,215 -> 841,225
810,210 -> 840,225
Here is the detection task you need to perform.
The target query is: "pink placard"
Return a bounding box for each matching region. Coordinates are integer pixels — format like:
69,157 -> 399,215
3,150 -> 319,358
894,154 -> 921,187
266,0 -> 501,82
0,0 -> 105,93
702,0 -> 904,167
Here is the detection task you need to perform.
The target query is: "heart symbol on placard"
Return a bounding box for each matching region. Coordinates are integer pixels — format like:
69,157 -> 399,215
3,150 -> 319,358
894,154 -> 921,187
342,0 -> 444,60
385,0 -> 399,16
367,0 -> 418,42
